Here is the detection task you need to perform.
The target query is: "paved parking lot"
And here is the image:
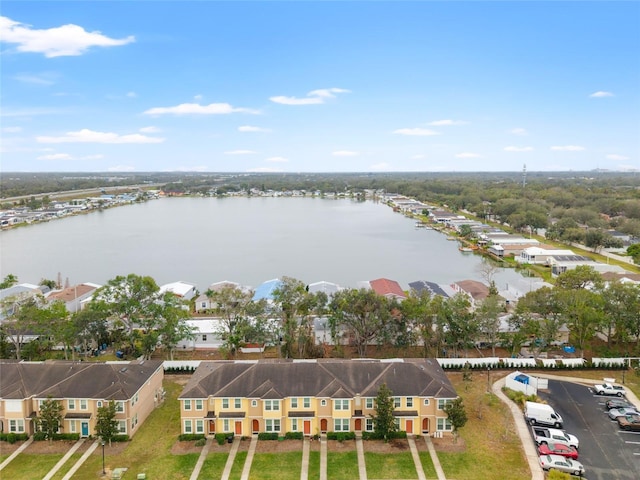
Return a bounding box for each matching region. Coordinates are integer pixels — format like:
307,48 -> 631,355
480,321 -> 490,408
537,379 -> 640,480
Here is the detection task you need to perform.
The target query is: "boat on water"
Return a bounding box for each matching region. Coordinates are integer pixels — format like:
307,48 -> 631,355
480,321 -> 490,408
414,222 -> 432,229
459,247 -> 474,252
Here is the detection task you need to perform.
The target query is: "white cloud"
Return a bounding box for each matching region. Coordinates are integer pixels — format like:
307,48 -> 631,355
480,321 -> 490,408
13,73 -> 56,85
332,150 -> 360,157
37,153 -> 73,160
427,119 -> 467,126
2,126 -> 23,133
224,150 -> 257,155
108,165 -> 135,172
455,152 -> 482,158
126,91 -> 137,98
246,167 -> 283,173
139,126 -> 160,133
606,154 -> 629,161
550,145 -> 585,151
270,87 -> 350,105
265,156 -> 288,163
411,154 -> 426,159
370,162 -> 391,171
238,125 -> 270,133
37,128 -> 164,144
589,91 -> 614,98
194,94 -> 203,101
504,146 -> 534,152
509,128 -> 528,136
144,102 -> 258,115
0,16 -> 135,57
393,128 -> 440,136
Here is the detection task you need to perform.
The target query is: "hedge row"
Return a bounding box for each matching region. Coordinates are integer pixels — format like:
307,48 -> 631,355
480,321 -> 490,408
215,433 -> 233,445
361,431 -> 407,440
440,361 -> 627,370
33,432 -> 80,441
326,431 -> 356,442
0,433 -> 29,443
178,434 -> 206,441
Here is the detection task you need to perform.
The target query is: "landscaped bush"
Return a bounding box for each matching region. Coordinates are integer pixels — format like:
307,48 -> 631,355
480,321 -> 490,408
178,434 -> 205,441
502,387 -> 538,409
361,431 -> 406,440
194,438 -> 207,447
1,432 -> 29,443
257,432 -> 279,440
215,433 -> 233,445
284,431 -> 303,440
326,431 -> 355,442
112,435 -> 130,442
33,432 -> 80,441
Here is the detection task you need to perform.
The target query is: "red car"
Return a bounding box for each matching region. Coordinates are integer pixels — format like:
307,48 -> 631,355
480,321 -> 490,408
538,442 -> 579,459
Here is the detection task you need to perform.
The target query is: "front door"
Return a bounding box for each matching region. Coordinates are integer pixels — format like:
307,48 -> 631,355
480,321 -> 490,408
304,420 -> 311,435
320,419 -> 328,433
208,420 -> 215,435
81,421 -> 89,437
355,418 -> 362,431
406,419 -> 413,434
252,419 -> 259,434
422,418 -> 429,433
235,421 -> 242,435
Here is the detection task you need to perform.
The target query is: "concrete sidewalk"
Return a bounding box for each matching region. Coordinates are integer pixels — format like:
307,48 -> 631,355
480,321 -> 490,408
300,436 -> 310,480
220,437 -> 241,480
240,435 -> 258,480
189,438 -> 211,480
355,435 -> 367,480
42,438 -> 86,480
61,440 -> 100,480
423,436 -> 447,480
407,435 -> 427,480
0,437 -> 33,471
320,434 -> 327,480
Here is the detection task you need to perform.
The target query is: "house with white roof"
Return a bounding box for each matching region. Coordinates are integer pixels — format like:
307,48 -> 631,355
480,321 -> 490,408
159,281 -> 197,301
516,247 -> 576,265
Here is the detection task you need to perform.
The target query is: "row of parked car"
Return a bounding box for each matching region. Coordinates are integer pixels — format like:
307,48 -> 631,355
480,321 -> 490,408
603,396 -> 640,431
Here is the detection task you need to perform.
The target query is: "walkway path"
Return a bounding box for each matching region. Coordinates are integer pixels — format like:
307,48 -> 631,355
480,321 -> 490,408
61,440 -> 99,480
319,435 -> 327,480
189,438 -> 211,480
422,436 -> 447,480
407,436 -> 427,480
355,434 -> 367,480
240,435 -> 258,480
42,438 -> 86,480
0,437 -> 33,471
220,437 -> 241,480
300,436 -> 310,480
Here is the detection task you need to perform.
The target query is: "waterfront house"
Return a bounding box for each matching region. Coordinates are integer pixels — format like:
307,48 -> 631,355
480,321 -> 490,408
159,281 -> 198,301
178,358 -> 458,437
516,246 -> 576,265
408,280 -> 455,299
0,359 -> 164,438
194,281 -> 242,313
46,282 -> 101,314
176,318 -> 224,350
365,278 -> 407,300
451,280 -> 490,308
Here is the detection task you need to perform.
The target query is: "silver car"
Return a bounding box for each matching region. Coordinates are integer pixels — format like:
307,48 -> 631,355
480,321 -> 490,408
608,407 -> 640,420
539,454 -> 585,476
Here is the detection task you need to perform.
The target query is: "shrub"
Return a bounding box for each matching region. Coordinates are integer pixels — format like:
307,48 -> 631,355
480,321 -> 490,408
284,431 -> 303,440
33,432 -> 79,441
257,432 -> 279,441
194,438 -> 207,447
216,433 -> 233,445
326,431 -> 355,442
33,431 -> 47,441
0,432 -> 28,443
5,433 -> 18,444
112,435 -> 130,442
178,434 -> 205,441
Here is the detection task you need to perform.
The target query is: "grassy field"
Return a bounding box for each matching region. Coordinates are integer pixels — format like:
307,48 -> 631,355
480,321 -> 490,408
0,453 -> 65,480
365,451 -> 418,479
50,452 -> 83,480
326,451 -> 360,478
197,452 -> 228,479
307,451 -> 320,479
227,450 -> 247,480
248,452 -> 303,480
418,451 -> 437,478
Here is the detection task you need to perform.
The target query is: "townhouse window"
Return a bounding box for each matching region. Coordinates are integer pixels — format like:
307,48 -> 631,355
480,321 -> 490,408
334,419 -> 349,432
437,399 -> 452,410
97,401 -> 103,408
303,397 -> 310,409
365,419 -> 374,432
9,419 -> 25,433
423,399 -> 430,406
80,399 -> 88,410
251,400 -> 258,407
291,398 -> 298,409
38,399 -> 44,409
334,399 -> 349,410
265,419 -> 281,432
68,399 -> 76,410
118,420 -> 127,433
184,399 -> 192,411
222,398 -> 229,409
365,398 -> 374,409
223,419 -> 230,432
234,398 -> 241,409
264,400 -> 279,411
202,335 -> 207,341
394,397 -> 401,408
394,418 -> 400,430
196,420 -> 204,434
406,397 -> 413,408
195,399 -> 203,410
70,421 -> 76,433
437,418 -> 453,431
321,399 -> 327,407
184,420 -> 193,434
132,413 -> 139,429
291,419 -> 298,431
115,401 -> 125,413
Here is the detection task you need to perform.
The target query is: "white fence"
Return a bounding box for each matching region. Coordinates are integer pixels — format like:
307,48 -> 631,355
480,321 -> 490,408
163,360 -> 202,371
592,357 -> 627,367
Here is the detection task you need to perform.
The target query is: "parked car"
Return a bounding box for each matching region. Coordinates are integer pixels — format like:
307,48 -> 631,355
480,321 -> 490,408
607,407 -> 640,420
594,383 -> 626,396
605,398 -> 632,410
538,442 -> 579,459
539,454 -> 585,476
617,415 -> 640,432
532,426 -> 580,450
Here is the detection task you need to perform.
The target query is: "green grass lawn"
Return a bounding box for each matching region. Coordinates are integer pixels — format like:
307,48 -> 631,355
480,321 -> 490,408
248,451 -> 302,480
418,451 -> 437,478
227,450 -> 247,480
50,452 -> 83,480
365,451 -> 417,479
307,451 -> 320,479
327,451 -> 359,479
197,452 -> 228,479
0,453 -> 64,480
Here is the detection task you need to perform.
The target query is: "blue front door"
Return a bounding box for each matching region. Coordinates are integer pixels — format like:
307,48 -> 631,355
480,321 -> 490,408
81,422 -> 89,437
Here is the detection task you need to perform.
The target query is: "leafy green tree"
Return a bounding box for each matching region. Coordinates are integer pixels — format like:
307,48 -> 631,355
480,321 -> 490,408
0,274 -> 19,289
38,396 -> 64,441
558,288 -> 604,358
154,292 -> 193,360
401,290 -> 435,356
95,401 -> 120,445
554,265 -> 603,290
458,224 -> 473,238
436,294 -> 477,358
627,243 -> 640,264
476,294 -> 503,356
272,276 -> 310,358
372,383 -> 396,441
39,278 -> 58,290
208,284 -> 255,358
443,397 -> 468,443
600,281 -> 640,348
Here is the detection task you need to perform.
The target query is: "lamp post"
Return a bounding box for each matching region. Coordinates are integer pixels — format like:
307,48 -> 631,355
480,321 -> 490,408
487,367 -> 491,393
101,439 -> 105,475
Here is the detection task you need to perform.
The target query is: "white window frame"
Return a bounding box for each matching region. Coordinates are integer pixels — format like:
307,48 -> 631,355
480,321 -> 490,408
115,401 -> 125,413
334,418 -> 349,432
291,419 -> 298,431
394,397 -> 401,408
184,399 -> 192,411
80,399 -> 88,410
334,399 -> 349,410
437,418 -> 453,431
290,398 -> 298,409
321,399 -> 327,407
118,420 -> 127,434
394,418 -> 400,430
68,399 -> 76,410
97,400 -> 103,408
423,399 -> 430,406
195,399 -> 203,411
406,397 -> 413,408
184,419 -> 193,434
223,419 -> 230,432
265,400 -> 279,411
303,397 -> 311,409
195,419 -> 204,434
437,399 -> 453,410
234,398 -> 241,409
266,419 -> 281,432
251,400 -> 258,407
222,398 -> 229,409
365,418 -> 374,431
365,398 -> 374,409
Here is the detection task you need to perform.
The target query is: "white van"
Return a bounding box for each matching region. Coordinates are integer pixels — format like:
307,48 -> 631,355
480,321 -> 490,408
524,401 -> 563,428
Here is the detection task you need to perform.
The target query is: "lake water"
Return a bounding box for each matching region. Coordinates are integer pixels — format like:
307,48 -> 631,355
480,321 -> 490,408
0,197 -> 525,292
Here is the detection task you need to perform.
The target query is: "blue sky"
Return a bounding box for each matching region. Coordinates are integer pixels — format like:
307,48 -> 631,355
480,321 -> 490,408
1,1 -> 639,173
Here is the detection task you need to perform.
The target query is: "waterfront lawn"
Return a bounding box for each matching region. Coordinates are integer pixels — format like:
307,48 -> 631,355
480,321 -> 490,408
248,451 -> 302,480
197,452 -> 228,479
418,451 -> 437,478
327,451 -> 359,479
365,451 -> 417,479
307,451 -> 320,479
0,453 -> 64,480
227,450 -> 247,480
68,379 -> 199,480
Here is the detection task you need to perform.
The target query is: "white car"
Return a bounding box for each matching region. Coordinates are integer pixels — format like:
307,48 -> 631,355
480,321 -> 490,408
539,454 -> 585,476
608,407 -> 639,420
594,383 -> 626,397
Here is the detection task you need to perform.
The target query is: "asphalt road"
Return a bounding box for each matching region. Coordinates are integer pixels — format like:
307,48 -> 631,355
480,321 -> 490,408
537,379 -> 640,480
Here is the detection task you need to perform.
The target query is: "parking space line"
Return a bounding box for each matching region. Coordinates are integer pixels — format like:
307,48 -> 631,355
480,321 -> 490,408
625,441 -> 640,445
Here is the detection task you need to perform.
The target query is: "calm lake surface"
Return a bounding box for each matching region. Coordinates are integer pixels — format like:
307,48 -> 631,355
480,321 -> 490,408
0,197 -> 525,291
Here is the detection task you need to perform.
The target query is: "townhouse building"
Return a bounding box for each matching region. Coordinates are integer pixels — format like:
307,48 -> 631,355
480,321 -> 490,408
179,358 -> 457,438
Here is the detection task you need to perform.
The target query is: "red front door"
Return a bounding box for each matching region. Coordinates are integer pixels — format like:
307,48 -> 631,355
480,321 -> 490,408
355,418 -> 362,431
208,420 -> 215,434
406,419 -> 413,434
235,421 -> 242,435
304,420 -> 311,435
252,419 -> 259,434
422,418 -> 429,433
320,419 -> 328,433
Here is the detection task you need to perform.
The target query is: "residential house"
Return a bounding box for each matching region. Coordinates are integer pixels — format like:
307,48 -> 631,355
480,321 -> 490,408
450,280 -> 490,308
515,247 -> 576,265
0,283 -> 49,321
46,283 -> 101,314
194,281 -> 242,313
176,319 -> 224,350
408,281 -> 455,299
178,358 -> 458,437
252,279 -> 283,305
366,278 -> 407,300
0,359 -> 164,438
159,281 -> 198,302
307,281 -> 342,296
